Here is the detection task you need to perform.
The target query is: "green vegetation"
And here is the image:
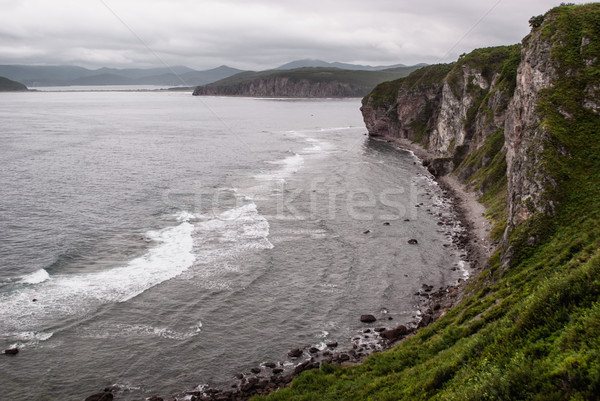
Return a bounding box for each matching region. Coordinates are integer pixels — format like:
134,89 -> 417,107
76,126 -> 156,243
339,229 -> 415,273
362,63 -> 454,109
195,66 -> 422,97
253,4 -> 600,400
0,76 -> 27,91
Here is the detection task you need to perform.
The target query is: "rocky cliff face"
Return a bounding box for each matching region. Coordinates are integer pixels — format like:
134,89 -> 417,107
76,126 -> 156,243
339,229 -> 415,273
362,5 -> 600,253
194,76 -> 367,97
503,20 -> 557,233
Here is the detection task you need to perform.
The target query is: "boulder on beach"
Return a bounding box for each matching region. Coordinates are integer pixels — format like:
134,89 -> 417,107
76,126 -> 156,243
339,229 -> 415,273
360,314 -> 377,323
380,325 -> 410,343
408,239 -> 419,245
418,314 -> 434,328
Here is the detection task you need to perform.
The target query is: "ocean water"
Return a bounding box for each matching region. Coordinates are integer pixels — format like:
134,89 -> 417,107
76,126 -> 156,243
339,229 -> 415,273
0,92 -> 466,400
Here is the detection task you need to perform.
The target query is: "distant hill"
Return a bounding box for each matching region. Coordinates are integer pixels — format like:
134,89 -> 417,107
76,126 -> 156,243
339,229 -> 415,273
0,76 -> 28,91
192,66 -> 424,97
276,59 -> 426,72
0,65 -> 243,87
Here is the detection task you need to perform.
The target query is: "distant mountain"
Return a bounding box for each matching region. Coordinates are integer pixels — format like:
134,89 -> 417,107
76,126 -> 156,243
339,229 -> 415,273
193,66 -> 424,98
0,76 -> 28,91
276,59 -> 426,72
0,65 -> 243,87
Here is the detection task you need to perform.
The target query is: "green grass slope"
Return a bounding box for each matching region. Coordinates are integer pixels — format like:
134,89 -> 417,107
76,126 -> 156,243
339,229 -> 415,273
253,4 -> 600,400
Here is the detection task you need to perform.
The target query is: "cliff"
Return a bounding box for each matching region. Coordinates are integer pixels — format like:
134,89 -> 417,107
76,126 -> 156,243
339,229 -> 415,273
194,75 -> 368,97
252,4 -> 600,400
192,67 -> 420,97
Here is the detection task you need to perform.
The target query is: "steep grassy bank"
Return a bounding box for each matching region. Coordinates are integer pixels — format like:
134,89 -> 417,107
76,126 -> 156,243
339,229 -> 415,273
252,4 -> 600,400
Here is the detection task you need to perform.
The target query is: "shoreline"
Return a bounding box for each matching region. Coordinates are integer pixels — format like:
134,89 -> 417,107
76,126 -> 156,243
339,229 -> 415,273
382,136 -> 494,271
90,136 -> 495,401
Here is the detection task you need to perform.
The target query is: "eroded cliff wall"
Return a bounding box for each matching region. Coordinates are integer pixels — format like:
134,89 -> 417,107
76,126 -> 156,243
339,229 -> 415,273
361,5 -> 600,248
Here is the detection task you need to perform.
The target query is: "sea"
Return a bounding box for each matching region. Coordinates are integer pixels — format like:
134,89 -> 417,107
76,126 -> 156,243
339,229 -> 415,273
0,89 -> 467,400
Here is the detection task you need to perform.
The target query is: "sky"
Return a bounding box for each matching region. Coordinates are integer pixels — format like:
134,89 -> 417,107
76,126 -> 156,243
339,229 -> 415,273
0,0 -> 584,71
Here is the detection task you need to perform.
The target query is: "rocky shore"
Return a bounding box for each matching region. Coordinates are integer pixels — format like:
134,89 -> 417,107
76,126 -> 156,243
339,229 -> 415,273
83,137 -> 495,401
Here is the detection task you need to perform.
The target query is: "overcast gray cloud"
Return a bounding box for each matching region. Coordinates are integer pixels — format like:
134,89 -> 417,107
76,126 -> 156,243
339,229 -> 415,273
0,0 -> 579,70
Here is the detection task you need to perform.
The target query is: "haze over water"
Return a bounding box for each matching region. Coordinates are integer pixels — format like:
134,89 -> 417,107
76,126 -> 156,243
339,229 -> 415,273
0,92 -> 466,400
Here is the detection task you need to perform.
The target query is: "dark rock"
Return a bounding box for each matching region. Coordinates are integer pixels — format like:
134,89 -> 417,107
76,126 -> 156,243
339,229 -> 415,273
85,392 -> 113,401
235,373 -> 244,380
427,157 -> 453,177
309,347 -> 319,354
148,397 -> 163,401
294,361 -> 310,374
288,348 -> 303,358
380,325 -> 409,342
251,367 -> 262,374
326,341 -> 338,348
338,354 -> 350,362
408,239 -> 418,245
306,362 -> 320,370
418,314 -> 434,328
363,329 -> 371,333
363,230 -> 371,234
383,222 -> 390,226
374,327 -> 386,333
3,348 -> 19,355
360,314 -> 376,323
272,368 -> 283,374
263,362 -> 276,369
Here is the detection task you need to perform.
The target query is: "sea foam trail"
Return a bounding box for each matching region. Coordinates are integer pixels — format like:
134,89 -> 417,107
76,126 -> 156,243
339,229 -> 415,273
0,216 -> 196,338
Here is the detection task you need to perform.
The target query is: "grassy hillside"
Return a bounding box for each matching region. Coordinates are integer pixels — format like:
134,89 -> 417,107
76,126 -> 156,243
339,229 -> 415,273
0,76 -> 27,91
252,4 -> 600,400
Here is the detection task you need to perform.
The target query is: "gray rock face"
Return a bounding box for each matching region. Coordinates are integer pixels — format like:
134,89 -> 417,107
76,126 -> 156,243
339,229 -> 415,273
504,27 -> 558,233
194,77 -> 367,97
360,21 -> 570,268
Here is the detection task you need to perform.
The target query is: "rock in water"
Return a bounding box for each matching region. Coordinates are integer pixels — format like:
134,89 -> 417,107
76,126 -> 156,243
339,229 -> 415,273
3,348 -> 19,355
408,239 -> 418,245
288,348 -> 303,358
360,314 -> 377,323
84,392 -> 113,401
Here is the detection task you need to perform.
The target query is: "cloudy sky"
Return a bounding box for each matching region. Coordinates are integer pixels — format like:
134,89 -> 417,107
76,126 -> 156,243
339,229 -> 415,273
0,0 -> 579,70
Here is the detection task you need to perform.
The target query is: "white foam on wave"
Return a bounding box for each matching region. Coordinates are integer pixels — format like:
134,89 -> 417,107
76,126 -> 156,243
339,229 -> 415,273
196,203 -> 273,252
19,269 -> 50,284
255,153 -> 304,182
0,216 -> 196,337
181,202 -> 273,285
77,322 -> 200,341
